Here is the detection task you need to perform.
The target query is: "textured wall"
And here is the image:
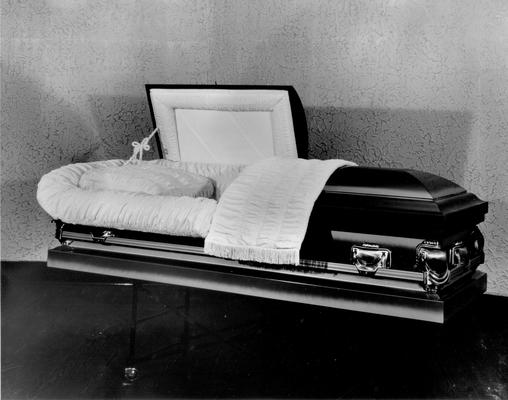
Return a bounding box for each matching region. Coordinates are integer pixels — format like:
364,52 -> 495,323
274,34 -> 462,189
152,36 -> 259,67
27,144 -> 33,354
2,1 -> 508,295
1,0 -> 215,258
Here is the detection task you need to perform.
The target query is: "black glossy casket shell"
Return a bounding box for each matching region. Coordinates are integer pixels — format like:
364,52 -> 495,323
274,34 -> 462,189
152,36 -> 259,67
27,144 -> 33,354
309,166 -> 488,241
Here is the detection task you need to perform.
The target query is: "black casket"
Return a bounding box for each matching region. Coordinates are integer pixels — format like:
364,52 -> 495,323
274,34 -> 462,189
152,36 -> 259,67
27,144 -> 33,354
46,84 -> 488,324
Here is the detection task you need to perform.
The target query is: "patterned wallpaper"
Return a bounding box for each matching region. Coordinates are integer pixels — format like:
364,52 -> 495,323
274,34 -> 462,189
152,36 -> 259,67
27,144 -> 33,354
2,1 -> 507,295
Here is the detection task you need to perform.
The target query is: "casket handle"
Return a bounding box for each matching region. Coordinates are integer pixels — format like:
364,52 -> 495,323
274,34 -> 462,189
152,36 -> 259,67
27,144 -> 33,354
417,245 -> 450,291
351,244 -> 391,276
451,243 -> 469,268
90,230 -> 115,244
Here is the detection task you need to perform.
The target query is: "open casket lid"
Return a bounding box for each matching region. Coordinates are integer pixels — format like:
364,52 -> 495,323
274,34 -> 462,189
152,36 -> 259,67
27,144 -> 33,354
146,85 -> 309,164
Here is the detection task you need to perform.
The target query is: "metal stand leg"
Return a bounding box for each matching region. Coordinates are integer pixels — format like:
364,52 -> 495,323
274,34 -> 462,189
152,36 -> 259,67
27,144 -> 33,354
124,282 -> 139,382
182,288 -> 191,381
183,288 -> 190,354
121,284 -> 197,382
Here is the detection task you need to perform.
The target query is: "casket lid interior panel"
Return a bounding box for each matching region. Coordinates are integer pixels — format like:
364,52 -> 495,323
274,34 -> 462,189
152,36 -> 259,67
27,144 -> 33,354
146,84 -> 309,164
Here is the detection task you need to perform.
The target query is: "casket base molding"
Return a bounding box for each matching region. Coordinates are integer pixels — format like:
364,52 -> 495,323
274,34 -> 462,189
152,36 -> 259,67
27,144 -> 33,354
47,244 -> 487,324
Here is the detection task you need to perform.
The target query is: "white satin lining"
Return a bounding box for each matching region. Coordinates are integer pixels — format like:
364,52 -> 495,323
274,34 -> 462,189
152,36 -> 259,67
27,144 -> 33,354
149,89 -> 298,164
175,110 -> 274,164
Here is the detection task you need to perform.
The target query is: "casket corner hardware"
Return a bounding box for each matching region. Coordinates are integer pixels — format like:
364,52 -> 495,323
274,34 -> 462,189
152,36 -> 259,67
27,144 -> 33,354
91,230 -> 115,244
423,268 -> 451,294
351,243 -> 391,276
416,241 -> 450,292
451,241 -> 469,269
54,220 -> 66,243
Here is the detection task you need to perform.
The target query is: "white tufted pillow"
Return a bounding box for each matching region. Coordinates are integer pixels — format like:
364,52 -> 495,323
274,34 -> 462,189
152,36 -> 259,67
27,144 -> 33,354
79,163 -> 214,198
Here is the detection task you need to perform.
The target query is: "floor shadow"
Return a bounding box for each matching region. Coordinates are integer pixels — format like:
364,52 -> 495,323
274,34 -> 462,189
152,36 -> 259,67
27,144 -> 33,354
2,263 -> 508,399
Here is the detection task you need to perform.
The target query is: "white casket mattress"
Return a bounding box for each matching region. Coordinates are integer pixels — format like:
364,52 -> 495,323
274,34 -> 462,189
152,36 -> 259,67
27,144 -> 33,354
37,160 -> 244,238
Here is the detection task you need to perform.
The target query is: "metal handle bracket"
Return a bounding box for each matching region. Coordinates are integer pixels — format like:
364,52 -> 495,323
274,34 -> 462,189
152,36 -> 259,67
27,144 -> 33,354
352,244 -> 391,276
91,230 -> 115,244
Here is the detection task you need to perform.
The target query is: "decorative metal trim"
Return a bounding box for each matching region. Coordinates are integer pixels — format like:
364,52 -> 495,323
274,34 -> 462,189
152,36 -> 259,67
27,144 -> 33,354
90,230 -> 115,244
351,244 -> 391,276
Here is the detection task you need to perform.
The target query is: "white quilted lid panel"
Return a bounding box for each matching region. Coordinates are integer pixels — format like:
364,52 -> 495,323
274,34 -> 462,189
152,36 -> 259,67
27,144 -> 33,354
175,109 -> 274,164
149,89 -> 298,164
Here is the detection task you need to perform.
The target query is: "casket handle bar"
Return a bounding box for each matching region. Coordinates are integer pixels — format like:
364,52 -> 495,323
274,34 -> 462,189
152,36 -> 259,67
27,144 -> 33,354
417,244 -> 450,292
91,230 -> 115,244
352,244 -> 391,276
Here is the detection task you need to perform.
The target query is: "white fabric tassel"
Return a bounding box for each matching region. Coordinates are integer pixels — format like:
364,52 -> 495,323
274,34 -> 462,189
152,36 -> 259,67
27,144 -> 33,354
204,241 -> 300,265
124,128 -> 159,165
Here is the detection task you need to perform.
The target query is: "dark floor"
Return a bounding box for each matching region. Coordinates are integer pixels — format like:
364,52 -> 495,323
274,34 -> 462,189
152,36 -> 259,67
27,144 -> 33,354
1,262 -> 507,399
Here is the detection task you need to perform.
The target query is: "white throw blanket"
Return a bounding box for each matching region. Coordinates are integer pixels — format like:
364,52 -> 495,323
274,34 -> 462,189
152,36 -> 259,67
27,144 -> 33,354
204,157 -> 356,265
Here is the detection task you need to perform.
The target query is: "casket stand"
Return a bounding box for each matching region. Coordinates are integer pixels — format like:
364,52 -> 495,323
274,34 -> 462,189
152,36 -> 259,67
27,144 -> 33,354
42,85 -> 488,381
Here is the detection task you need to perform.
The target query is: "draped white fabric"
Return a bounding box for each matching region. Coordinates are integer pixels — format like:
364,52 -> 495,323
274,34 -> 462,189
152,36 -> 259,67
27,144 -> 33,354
204,157 -> 356,265
37,157 -> 355,264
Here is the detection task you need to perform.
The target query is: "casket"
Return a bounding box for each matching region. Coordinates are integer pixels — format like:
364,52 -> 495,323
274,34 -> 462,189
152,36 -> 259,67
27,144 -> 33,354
43,84 -> 488,324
